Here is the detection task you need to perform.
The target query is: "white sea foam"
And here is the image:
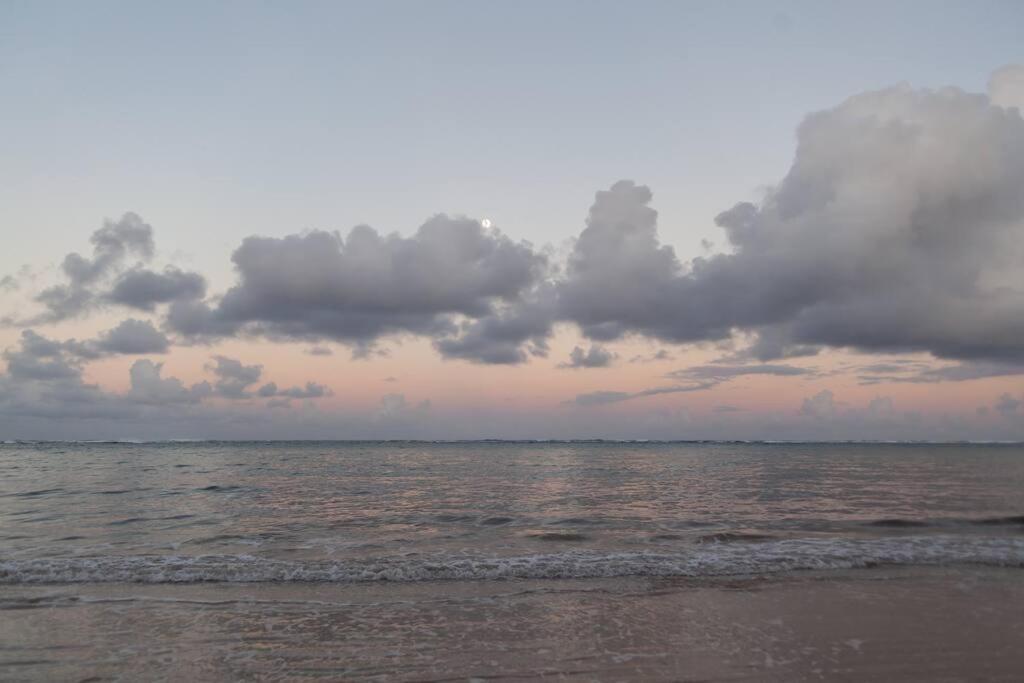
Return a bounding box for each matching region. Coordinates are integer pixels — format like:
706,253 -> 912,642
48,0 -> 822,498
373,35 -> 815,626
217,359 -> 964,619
2,535 -> 1022,585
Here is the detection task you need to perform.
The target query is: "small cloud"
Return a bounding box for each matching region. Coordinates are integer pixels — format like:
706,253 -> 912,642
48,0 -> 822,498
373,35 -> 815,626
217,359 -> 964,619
377,393 -> 431,419
571,390 -> 633,407
629,349 -> 674,364
995,393 -> 1022,418
569,382 -> 716,407
93,319 -> 170,355
206,356 -> 263,399
667,363 -> 813,383
558,345 -> 615,369
800,390 -> 838,419
305,346 -> 333,356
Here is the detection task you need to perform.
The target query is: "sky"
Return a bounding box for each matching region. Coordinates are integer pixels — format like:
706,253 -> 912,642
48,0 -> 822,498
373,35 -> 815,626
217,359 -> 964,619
1,0 -> 1023,440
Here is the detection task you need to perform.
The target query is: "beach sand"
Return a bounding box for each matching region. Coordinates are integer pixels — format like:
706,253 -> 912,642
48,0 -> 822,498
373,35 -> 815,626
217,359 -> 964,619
3,566 -> 1022,681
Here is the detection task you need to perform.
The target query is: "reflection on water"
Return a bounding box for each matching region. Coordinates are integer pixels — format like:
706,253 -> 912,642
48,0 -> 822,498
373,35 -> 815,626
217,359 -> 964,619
2,442 -> 1024,562
3,442 -> 1024,681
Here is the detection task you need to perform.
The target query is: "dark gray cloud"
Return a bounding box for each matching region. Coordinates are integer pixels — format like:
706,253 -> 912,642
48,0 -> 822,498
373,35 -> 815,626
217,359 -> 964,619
3,330 -> 83,381
856,359 -> 1024,385
559,345 -> 615,369
33,213 -> 155,321
571,390 -> 634,406
734,327 -> 821,362
570,363 -> 810,406
93,319 -> 170,355
629,349 -> 674,364
3,321 -> 170,368
203,355 -> 332,402
433,291 -> 554,364
0,331 -> 187,422
107,267 -> 206,311
168,219 -> 547,358
128,360 -> 212,405
257,381 -> 331,400
278,382 -> 330,399
305,346 -> 333,356
570,382 -> 717,406
207,355 -> 263,399
666,363 -> 814,383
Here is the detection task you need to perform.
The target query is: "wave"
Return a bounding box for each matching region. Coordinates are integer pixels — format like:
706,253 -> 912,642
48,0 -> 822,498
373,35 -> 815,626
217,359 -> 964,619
2,536 -> 1022,585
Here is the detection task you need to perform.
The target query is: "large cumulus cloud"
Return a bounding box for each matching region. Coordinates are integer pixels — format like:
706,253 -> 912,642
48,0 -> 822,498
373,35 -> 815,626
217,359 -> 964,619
168,217 -> 547,362
557,80 -> 1024,363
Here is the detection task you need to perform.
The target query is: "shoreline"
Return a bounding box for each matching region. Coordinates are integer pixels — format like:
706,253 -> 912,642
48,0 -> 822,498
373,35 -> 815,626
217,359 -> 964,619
4,566 -> 1023,681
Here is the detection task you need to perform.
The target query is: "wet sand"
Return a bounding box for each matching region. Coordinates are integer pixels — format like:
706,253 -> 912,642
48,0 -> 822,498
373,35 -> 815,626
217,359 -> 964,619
2,566 -> 1023,681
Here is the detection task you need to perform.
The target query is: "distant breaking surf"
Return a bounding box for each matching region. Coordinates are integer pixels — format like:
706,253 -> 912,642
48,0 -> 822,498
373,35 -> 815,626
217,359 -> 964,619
3,535 -> 1023,585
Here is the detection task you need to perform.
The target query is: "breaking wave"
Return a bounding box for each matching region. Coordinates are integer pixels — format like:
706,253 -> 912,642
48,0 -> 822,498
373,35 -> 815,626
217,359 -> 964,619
2,535 -> 1023,585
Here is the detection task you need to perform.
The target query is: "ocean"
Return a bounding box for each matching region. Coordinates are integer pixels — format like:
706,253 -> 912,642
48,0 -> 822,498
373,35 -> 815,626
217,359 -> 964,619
2,441 -> 1023,680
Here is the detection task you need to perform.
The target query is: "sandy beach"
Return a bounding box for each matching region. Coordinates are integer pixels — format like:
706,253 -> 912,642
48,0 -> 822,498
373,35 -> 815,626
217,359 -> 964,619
3,566 -> 1022,681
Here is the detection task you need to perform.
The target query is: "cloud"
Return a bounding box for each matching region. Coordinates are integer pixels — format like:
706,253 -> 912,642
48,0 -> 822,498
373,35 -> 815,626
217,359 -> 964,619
168,218 -> 547,356
989,64 -> 1024,110
570,382 -> 717,406
0,327 -> 335,433
666,363 -> 814,383
733,327 -> 821,362
202,355 -> 332,402
433,293 -> 554,364
856,359 -> 1024,385
305,346 -> 333,356
33,213 -> 155,321
1,321 -> 169,377
2,330 -> 83,380
128,360 -> 211,405
556,77 -> 1024,363
207,355 -> 263,399
569,363 -> 810,407
27,69 -> 1023,369
994,393 -> 1021,418
800,389 -> 838,419
107,267 -> 206,311
0,332 -> 194,421
92,319 -> 170,355
558,344 -> 615,369
629,349 -> 674,363
377,393 -> 432,420
257,380 -> 331,400
571,390 -> 634,406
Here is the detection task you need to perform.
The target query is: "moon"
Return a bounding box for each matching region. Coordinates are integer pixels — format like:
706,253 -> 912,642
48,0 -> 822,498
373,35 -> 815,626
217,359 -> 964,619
481,219 -> 492,228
